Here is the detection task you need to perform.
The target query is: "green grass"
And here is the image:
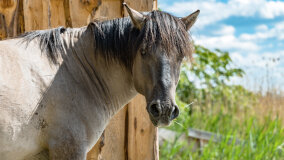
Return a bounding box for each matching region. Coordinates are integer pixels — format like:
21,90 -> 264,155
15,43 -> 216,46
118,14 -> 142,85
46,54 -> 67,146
160,99 -> 284,160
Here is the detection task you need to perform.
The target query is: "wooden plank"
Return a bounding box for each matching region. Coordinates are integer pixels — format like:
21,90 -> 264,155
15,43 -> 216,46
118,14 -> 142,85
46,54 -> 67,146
92,0 -> 122,20
153,0 -> 157,10
49,0 -> 66,27
0,0 -> 17,22
0,0 -> 18,38
159,128 -> 242,153
69,0 -> 100,27
99,106 -> 128,160
23,0 -> 68,30
87,106 -> 128,160
127,95 -> 159,160
0,13 -> 8,39
23,0 -> 49,31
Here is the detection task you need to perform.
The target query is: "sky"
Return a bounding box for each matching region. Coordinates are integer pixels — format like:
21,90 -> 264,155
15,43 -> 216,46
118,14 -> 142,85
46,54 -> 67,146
159,0 -> 284,92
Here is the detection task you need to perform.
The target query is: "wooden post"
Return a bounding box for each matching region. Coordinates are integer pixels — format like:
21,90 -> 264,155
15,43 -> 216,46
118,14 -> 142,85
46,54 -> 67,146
127,95 -> 159,160
0,0 -> 20,39
153,0 -> 158,10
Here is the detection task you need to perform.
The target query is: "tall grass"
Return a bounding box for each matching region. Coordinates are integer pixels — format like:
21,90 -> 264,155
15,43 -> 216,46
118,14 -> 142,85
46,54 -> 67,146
160,95 -> 284,160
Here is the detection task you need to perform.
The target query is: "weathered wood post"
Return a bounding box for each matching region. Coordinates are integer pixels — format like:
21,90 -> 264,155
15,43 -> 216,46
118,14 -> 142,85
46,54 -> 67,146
0,0 -> 158,159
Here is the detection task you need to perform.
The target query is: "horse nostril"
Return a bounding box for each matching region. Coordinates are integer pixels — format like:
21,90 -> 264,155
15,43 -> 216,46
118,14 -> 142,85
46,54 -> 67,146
170,105 -> 179,120
149,103 -> 161,118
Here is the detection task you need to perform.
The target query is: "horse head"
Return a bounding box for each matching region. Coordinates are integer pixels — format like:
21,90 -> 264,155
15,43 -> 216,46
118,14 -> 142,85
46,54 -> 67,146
124,3 -> 199,126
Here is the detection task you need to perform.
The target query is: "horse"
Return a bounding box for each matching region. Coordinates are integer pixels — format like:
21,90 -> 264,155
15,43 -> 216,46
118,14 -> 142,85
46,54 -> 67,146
0,3 -> 199,160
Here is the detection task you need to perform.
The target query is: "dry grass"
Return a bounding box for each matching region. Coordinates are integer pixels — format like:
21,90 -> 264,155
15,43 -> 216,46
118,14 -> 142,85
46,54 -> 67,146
254,92 -> 284,124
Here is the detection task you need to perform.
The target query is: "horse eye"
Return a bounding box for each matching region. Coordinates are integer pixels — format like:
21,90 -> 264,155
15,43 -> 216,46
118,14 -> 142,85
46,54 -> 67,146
141,49 -> 146,55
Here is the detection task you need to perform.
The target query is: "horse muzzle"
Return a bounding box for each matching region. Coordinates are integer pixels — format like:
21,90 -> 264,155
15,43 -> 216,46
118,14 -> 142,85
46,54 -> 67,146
146,100 -> 179,127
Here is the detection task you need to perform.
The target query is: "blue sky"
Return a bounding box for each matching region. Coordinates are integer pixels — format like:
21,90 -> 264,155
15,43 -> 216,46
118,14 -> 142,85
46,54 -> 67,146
160,0 -> 284,92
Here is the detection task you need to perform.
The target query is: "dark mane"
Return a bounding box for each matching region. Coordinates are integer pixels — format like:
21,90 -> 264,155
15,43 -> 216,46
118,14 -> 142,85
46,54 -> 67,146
21,10 -> 192,67
20,27 -> 66,64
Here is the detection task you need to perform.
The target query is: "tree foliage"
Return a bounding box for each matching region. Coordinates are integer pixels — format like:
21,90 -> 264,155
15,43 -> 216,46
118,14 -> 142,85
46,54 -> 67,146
177,45 -> 250,109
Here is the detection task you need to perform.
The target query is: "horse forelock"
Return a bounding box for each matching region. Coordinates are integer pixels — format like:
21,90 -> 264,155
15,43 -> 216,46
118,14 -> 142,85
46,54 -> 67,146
141,11 -> 193,59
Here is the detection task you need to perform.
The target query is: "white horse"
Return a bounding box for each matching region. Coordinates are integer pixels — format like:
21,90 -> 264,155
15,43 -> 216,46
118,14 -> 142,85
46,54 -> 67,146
0,3 -> 199,160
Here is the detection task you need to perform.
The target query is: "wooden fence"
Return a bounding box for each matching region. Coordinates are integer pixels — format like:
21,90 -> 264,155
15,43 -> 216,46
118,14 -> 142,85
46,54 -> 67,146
0,0 -> 158,159
159,128 -> 241,153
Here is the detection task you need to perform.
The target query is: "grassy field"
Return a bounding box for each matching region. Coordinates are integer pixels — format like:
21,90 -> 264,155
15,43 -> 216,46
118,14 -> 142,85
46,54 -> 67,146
161,95 -> 283,160
160,46 -> 284,160
160,94 -> 284,160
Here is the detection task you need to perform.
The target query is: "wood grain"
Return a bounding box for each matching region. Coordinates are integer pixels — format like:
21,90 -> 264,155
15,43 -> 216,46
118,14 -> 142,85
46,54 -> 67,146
0,0 -> 18,38
23,0 -> 49,31
69,0 -> 100,27
127,95 -> 158,160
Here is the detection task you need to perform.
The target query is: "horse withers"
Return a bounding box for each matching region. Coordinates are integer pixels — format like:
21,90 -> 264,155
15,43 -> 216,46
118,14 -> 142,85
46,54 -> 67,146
0,3 -> 199,160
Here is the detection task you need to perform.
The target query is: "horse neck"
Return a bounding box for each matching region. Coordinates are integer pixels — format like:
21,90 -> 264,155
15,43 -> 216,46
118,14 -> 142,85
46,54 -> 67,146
62,26 -> 137,118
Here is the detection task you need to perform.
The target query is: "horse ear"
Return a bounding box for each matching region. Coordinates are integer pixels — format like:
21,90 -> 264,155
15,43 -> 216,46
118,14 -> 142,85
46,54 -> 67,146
181,10 -> 200,31
123,2 -> 145,29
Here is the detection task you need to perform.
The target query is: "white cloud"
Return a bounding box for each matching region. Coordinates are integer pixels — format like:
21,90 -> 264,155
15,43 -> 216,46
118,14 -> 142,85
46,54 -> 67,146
275,22 -> 284,40
160,0 -> 284,28
240,32 -> 271,41
193,34 -> 259,52
260,1 -> 284,18
194,21 -> 284,53
214,25 -> 235,36
255,24 -> 268,32
240,21 -> 284,41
